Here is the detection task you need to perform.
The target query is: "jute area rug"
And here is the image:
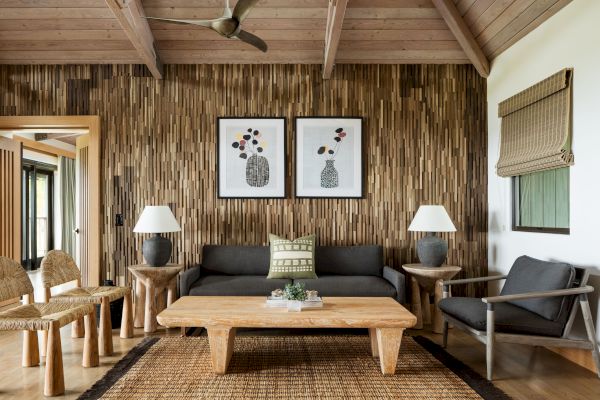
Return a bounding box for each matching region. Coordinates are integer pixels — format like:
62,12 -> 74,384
80,335 -> 510,400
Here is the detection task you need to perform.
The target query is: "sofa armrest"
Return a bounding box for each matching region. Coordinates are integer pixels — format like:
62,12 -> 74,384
180,265 -> 202,296
383,266 -> 406,304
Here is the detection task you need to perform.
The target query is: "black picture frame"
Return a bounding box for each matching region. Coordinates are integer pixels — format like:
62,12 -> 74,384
217,116 -> 287,199
294,116 -> 364,199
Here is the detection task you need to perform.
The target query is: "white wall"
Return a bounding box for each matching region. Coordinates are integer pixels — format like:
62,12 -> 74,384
487,0 -> 600,341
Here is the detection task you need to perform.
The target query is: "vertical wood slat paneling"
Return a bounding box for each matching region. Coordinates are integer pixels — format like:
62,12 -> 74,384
0,64 -> 488,297
77,145 -> 89,286
0,137 -> 21,262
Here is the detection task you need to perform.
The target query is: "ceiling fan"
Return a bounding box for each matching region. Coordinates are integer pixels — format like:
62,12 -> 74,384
146,0 -> 267,53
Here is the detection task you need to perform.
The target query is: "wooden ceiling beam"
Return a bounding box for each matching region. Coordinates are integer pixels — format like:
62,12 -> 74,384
105,0 -> 163,79
322,0 -> 348,79
431,0 -> 490,78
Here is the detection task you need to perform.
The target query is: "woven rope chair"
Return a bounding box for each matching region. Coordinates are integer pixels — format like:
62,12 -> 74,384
0,256 -> 99,397
41,250 -> 133,357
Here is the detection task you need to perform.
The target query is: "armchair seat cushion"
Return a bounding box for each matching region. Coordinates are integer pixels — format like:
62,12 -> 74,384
438,297 -> 565,337
189,275 -> 292,296
294,275 -> 397,298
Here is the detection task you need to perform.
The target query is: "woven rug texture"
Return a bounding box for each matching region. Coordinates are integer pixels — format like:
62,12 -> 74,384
85,335 -> 505,400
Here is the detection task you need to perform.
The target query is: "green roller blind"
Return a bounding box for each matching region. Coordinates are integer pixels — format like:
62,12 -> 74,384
515,168 -> 569,230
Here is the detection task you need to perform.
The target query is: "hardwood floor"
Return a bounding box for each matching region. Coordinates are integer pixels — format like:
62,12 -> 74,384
0,273 -> 598,399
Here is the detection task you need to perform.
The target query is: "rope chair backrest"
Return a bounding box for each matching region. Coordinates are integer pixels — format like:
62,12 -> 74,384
40,250 -> 81,288
0,256 -> 34,301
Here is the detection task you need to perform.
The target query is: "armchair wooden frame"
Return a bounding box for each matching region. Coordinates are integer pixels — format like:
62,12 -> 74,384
441,268 -> 600,380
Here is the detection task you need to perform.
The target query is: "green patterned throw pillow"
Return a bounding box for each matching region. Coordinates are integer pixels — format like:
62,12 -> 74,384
267,234 -> 318,279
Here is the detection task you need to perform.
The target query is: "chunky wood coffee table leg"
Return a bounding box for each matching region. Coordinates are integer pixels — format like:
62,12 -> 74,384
375,328 -> 404,375
368,328 -> 379,357
207,327 -> 236,375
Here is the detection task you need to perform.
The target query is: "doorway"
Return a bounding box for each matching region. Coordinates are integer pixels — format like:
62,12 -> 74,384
0,116 -> 101,287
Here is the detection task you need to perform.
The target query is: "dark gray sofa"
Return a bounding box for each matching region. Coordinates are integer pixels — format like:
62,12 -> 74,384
180,245 -> 406,303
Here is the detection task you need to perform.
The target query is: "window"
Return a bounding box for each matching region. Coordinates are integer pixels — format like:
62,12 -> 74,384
21,162 -> 55,270
513,167 -> 569,234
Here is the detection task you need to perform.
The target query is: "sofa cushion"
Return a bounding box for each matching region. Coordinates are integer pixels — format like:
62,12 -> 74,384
267,234 -> 317,279
188,275 -> 292,296
438,297 -> 565,337
202,245 -> 270,276
314,245 -> 383,276
501,255 -> 575,320
294,275 -> 397,298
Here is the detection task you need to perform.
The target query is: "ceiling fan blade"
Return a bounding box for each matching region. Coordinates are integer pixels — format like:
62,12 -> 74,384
145,16 -> 220,28
232,0 -> 260,22
236,30 -> 268,52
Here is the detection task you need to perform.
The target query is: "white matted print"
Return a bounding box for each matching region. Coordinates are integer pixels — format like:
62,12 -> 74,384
218,118 -> 286,198
296,117 -> 363,198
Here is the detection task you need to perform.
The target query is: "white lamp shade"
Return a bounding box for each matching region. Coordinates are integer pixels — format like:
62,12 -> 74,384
408,205 -> 456,232
133,206 -> 181,233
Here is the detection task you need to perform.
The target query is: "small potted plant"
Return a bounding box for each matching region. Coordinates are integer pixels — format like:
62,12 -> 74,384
283,282 -> 307,312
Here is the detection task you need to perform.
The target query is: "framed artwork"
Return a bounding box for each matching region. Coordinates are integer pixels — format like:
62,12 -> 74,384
217,117 -> 286,198
295,117 -> 363,198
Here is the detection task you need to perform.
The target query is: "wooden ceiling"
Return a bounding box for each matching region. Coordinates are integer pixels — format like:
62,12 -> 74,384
0,0 -> 572,79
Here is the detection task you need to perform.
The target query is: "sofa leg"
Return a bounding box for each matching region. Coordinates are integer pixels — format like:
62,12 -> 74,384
442,319 -> 448,348
486,304 -> 495,381
580,294 -> 600,378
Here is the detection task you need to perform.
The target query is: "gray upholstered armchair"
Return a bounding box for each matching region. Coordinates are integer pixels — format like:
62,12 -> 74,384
438,256 -> 600,380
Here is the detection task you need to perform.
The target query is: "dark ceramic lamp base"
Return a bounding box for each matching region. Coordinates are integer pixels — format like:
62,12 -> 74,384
142,234 -> 172,267
416,233 -> 448,267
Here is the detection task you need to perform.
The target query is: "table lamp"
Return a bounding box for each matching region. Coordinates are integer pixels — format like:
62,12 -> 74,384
408,205 -> 456,267
133,206 -> 181,267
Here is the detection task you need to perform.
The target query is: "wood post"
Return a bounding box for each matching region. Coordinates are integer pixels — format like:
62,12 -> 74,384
44,322 -> 65,397
120,291 -> 134,339
83,308 -> 99,368
134,278 -> 146,328
207,327 -> 236,375
144,284 -> 157,333
22,294 -> 40,367
156,288 -> 167,314
375,327 -> 404,375
486,304 -> 495,380
99,296 -> 113,356
72,316 -> 85,338
410,276 -> 423,329
40,287 -> 51,357
420,288 -> 431,325
167,279 -> 177,307
433,279 -> 445,333
368,328 -> 379,358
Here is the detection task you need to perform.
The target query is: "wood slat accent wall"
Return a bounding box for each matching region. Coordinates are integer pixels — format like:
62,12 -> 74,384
0,64 -> 488,297
0,137 -> 21,262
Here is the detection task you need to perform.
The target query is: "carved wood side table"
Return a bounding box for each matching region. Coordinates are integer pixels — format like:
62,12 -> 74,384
402,264 -> 462,333
128,264 -> 184,333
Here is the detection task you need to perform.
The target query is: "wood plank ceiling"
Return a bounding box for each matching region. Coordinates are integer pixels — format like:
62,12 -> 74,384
0,0 -> 572,77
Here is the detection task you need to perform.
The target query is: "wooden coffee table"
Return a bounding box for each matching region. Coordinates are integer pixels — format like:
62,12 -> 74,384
157,296 -> 416,375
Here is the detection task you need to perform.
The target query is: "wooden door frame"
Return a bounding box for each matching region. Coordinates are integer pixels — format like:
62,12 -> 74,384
0,116 -> 101,286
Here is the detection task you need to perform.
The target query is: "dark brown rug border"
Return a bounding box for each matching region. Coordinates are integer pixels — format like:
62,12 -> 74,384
413,335 -> 512,400
78,337 -> 159,400
78,334 -> 511,400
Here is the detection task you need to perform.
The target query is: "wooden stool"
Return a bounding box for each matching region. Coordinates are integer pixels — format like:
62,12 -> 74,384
129,264 -> 184,333
402,264 -> 462,333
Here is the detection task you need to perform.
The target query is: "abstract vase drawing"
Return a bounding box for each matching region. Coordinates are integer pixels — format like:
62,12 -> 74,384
320,159 -> 339,188
246,154 -> 270,187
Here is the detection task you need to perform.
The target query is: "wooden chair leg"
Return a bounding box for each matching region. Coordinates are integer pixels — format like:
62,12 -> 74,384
99,296 -> 113,356
45,322 -> 65,397
486,304 -> 495,381
120,292 -> 134,339
72,316 -> 85,338
83,309 -> 99,367
580,294 -> 600,378
22,329 -> 40,367
40,330 -> 48,357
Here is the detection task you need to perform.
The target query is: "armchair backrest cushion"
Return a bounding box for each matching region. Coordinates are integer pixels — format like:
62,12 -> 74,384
501,255 -> 575,321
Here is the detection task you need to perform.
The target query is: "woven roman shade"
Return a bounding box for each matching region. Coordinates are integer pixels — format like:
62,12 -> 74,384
496,69 -> 574,177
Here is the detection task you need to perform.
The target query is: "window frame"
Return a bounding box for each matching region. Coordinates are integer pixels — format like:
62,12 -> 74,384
511,174 -> 570,235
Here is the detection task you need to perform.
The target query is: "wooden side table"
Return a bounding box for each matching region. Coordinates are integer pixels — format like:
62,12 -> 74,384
402,264 -> 462,333
128,264 -> 184,333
